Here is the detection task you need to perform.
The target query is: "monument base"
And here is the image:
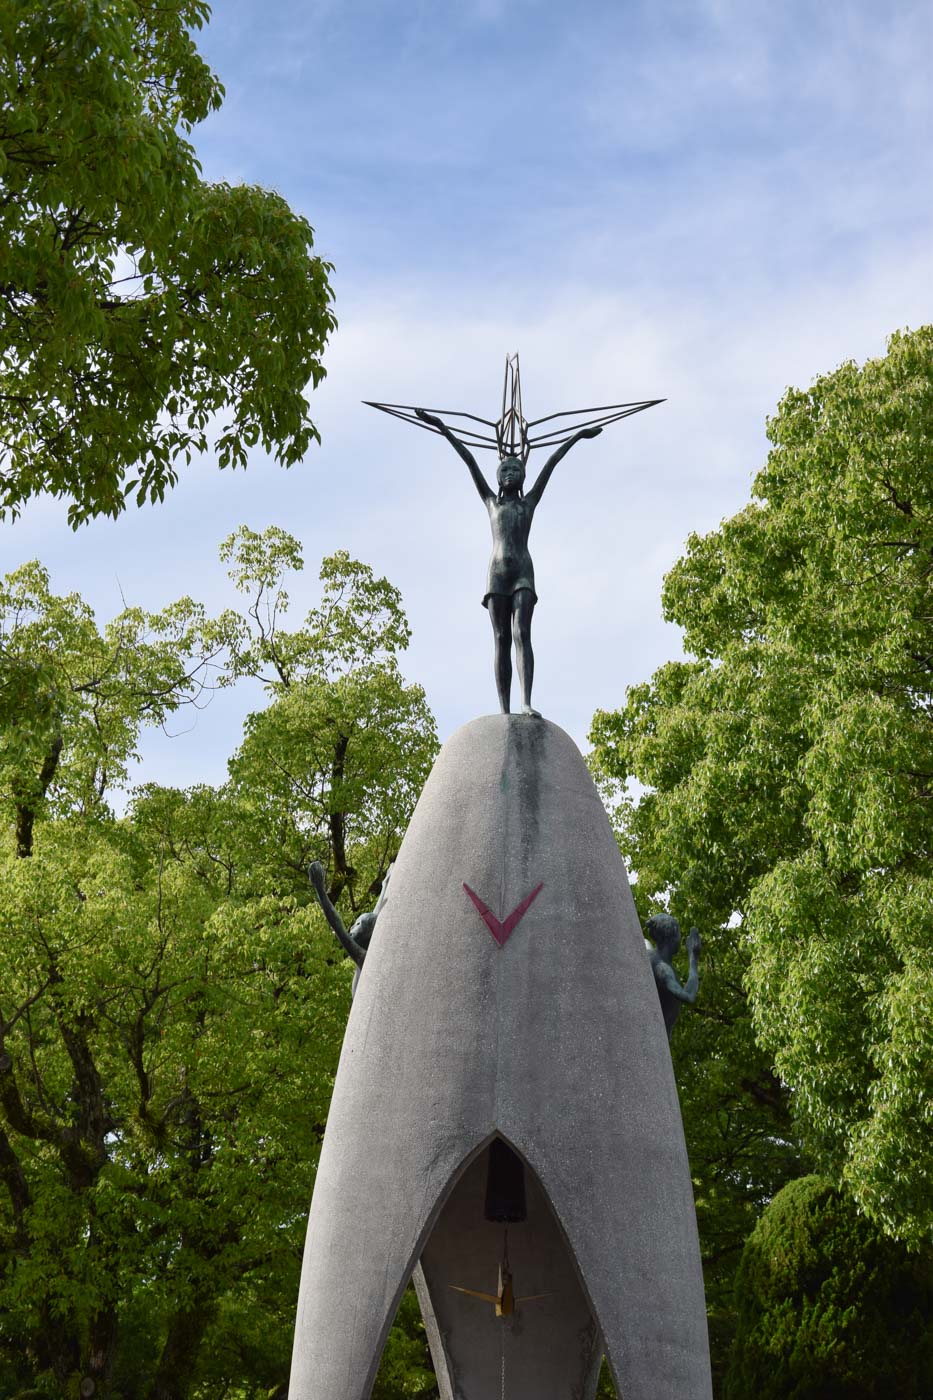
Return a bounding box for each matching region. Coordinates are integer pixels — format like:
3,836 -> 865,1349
289,716 -> 711,1399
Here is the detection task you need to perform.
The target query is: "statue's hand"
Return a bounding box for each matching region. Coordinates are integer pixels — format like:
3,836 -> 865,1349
577,425 -> 603,440
415,408 -> 445,430
687,927 -> 702,958
308,861 -> 327,895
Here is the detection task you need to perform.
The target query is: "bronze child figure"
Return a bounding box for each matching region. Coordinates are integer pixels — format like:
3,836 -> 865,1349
367,353 -> 660,715
646,914 -> 702,1040
416,408 -> 601,715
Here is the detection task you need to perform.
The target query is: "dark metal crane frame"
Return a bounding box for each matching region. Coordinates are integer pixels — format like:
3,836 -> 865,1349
365,352 -> 663,464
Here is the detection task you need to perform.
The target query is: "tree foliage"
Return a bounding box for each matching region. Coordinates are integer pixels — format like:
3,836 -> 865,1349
370,1287 -> 437,1400
0,1 -> 335,523
0,817 -> 348,1399
0,557 -> 223,854
218,528 -> 439,910
723,1176 -> 933,1400
590,327 -> 933,1261
0,533 -> 437,1397
591,678 -> 805,1378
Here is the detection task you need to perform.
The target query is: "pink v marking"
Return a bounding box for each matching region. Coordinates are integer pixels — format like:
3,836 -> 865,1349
462,882 -> 544,947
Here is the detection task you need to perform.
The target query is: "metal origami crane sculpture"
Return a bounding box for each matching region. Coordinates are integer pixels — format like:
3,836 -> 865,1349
366,350 -> 662,462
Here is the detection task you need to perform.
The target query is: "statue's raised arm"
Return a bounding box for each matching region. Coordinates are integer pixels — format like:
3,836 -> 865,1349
525,425 -> 602,509
416,409 -> 493,503
308,861 -> 368,969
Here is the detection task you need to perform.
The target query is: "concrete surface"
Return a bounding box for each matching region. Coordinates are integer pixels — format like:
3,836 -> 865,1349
289,714 -> 711,1399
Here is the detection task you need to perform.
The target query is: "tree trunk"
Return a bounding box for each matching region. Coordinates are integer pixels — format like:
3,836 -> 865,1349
146,1298 -> 217,1400
327,732 -> 355,906
14,735 -> 63,857
81,1301 -> 118,1395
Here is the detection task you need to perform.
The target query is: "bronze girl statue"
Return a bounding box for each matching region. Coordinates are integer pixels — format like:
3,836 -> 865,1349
367,354 -> 660,717
416,408 -> 601,715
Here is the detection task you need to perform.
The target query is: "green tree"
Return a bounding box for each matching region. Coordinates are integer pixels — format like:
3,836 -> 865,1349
371,1287 -> 437,1400
591,685 -> 805,1378
0,557 -> 225,855
591,328 -> 933,1381
218,527 -> 439,909
0,536 -> 438,1397
0,817 -> 348,1399
0,1 -> 335,524
590,327 -> 933,1256
723,1176 -> 933,1400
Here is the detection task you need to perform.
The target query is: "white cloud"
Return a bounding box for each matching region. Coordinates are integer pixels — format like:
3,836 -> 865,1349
4,0 -> 931,793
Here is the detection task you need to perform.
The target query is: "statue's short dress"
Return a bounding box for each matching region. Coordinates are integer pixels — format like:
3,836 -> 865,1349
482,492 -> 538,608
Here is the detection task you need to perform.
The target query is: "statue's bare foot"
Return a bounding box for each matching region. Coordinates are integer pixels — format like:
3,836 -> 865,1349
521,704 -> 542,718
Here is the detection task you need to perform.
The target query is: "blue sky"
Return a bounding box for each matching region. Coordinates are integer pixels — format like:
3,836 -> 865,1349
5,0 -> 933,792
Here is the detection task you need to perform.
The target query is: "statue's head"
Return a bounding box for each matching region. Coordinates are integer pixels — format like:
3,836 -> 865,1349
647,913 -> 681,958
349,910 -> 377,952
496,455 -> 525,496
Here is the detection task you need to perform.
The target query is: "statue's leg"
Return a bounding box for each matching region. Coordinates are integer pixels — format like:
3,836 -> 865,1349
488,596 -> 512,713
512,589 -> 539,716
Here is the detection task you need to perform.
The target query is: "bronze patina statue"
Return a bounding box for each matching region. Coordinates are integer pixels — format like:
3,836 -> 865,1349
366,354 -> 661,717
308,861 -> 382,973
646,914 -> 701,1040
415,408 -> 600,715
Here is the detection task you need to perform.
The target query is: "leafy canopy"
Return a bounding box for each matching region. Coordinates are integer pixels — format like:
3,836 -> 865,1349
591,326 -> 933,1248
0,816 -> 350,1399
588,705 -> 804,1384
218,527 -> 438,909
0,530 -> 438,1397
0,555 -> 225,854
0,1 -> 335,523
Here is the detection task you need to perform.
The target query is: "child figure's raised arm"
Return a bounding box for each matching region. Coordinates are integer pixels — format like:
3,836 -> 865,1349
416,409 -> 494,503
525,425 -> 602,509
